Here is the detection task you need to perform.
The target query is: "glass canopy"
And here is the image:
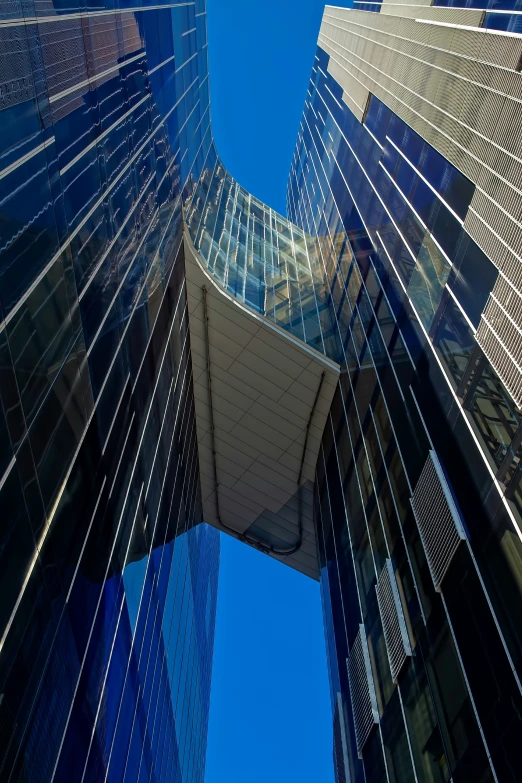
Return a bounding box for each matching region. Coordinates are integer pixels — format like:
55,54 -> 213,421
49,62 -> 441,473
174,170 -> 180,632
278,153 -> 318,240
185,150 -> 338,360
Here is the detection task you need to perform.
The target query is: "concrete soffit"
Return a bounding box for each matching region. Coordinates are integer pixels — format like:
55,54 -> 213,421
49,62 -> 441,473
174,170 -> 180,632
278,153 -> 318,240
182,229 -> 340,580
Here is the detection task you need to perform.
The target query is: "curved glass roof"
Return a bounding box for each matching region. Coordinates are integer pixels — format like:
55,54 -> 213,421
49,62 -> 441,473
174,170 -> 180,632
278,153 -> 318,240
184,145 -> 339,361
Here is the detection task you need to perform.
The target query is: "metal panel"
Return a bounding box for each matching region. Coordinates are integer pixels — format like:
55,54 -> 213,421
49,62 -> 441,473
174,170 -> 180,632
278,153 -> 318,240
375,559 -> 412,682
333,692 -> 350,783
476,288 -> 522,410
184,232 -> 340,580
319,5 -> 522,410
346,624 -> 379,758
411,450 -> 467,592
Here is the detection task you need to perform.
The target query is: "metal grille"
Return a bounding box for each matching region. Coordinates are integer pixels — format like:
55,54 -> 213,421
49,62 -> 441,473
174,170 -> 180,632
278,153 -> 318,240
476,283 -> 522,410
411,451 -> 466,592
39,20 -> 88,99
0,28 -> 35,112
318,6 -> 522,351
375,559 -> 412,682
346,625 -> 379,758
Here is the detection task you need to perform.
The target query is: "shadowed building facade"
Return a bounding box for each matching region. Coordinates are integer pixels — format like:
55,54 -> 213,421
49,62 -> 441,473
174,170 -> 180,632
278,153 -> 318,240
287,4 -> 522,782
1,1 -> 522,782
0,3 -> 219,781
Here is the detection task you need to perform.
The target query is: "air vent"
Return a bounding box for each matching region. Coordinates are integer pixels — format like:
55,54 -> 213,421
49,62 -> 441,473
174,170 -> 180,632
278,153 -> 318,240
346,625 -> 379,759
375,560 -> 412,683
411,451 -> 466,592
476,285 -> 522,410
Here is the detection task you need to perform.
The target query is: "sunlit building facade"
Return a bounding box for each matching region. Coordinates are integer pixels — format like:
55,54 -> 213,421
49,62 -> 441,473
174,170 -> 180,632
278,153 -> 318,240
1,0 -> 522,781
288,4 -> 522,782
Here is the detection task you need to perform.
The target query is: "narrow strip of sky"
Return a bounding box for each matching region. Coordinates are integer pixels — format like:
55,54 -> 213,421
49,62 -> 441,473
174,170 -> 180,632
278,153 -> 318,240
204,3 -> 351,780
207,0 -> 352,216
204,536 -> 334,783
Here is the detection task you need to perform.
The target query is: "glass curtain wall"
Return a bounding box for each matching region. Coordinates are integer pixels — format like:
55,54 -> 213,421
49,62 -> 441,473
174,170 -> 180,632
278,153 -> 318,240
185,151 -> 339,360
0,1 -> 219,781
287,38 -> 522,783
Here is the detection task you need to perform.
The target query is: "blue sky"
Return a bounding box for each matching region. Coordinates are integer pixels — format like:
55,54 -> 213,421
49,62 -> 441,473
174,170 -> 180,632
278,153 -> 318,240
207,0 -> 350,216
204,4 -> 340,780
204,536 -> 334,783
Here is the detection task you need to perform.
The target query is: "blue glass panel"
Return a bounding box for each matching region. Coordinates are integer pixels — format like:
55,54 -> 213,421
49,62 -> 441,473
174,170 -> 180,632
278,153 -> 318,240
0,5 -> 219,782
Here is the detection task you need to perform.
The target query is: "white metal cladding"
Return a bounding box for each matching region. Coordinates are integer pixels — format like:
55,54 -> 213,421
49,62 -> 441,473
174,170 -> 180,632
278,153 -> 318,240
318,6 -> 522,410
375,559 -> 412,682
411,451 -> 467,592
346,624 -> 379,758
476,281 -> 522,410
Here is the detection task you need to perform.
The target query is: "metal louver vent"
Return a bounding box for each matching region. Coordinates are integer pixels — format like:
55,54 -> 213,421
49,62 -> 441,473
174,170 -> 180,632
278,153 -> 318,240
411,451 -> 466,592
375,560 -> 412,683
476,286 -> 522,410
346,625 -> 379,758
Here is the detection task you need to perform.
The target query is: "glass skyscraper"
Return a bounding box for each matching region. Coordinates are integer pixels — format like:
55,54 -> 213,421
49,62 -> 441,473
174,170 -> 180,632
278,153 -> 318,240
1,1 -> 522,782
0,2 -> 219,781
288,4 -> 522,782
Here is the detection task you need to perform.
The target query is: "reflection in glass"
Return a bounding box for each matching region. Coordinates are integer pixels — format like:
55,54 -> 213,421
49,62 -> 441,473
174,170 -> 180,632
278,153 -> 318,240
185,157 -> 338,359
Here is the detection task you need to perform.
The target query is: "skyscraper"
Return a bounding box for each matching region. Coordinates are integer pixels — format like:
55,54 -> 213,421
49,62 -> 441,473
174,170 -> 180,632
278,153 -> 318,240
1,1 -> 521,782
287,4 -> 522,782
0,3 -> 219,780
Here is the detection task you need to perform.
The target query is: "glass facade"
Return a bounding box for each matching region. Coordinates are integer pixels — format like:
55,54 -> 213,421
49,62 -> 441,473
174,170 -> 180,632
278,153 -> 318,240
287,14 -> 522,783
185,155 -> 338,358
2,1 -> 522,782
432,0 -> 522,33
352,0 -> 522,31
0,2 -> 219,781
